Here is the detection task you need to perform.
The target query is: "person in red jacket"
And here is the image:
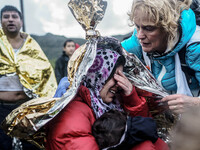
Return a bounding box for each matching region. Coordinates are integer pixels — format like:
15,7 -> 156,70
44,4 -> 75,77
45,37 -> 169,150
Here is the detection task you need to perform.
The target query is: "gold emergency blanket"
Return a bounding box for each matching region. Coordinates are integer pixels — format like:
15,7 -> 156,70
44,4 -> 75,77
0,29 -> 57,98
1,0 -> 107,149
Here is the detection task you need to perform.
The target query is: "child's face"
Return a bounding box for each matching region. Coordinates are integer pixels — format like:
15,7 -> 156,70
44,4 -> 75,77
63,42 -> 75,57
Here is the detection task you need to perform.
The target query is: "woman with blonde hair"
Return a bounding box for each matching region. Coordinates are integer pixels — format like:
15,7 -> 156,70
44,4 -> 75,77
122,0 -> 200,114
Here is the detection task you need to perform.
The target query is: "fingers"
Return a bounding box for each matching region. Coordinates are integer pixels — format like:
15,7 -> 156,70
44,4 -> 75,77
168,97 -> 184,107
169,105 -> 184,114
161,94 -> 189,114
169,105 -> 178,111
117,70 -> 127,78
160,94 -> 184,102
114,70 -> 132,95
161,94 -> 188,107
117,81 -> 131,95
114,70 -> 129,83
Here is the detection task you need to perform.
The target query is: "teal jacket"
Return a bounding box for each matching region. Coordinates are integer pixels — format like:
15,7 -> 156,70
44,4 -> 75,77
122,9 -> 200,92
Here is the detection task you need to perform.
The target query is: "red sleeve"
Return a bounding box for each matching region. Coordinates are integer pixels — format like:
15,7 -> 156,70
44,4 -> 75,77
121,86 -> 151,117
45,100 -> 99,150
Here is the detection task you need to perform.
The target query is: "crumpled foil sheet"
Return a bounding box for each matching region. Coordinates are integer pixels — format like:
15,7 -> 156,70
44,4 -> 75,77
122,50 -> 169,97
0,29 -> 57,98
68,0 -> 107,32
1,0 -> 175,148
122,50 -> 177,144
1,97 -> 59,149
1,0 -> 107,149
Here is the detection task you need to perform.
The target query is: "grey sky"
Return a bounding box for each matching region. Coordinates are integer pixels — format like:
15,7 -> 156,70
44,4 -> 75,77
0,0 -> 134,38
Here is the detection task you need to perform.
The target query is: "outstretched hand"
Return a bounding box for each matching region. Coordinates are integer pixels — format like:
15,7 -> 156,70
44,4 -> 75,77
114,70 -> 133,96
160,94 -> 200,114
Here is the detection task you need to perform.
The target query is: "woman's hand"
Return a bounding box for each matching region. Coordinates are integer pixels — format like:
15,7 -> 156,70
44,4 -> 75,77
114,70 -> 133,96
160,94 -> 200,114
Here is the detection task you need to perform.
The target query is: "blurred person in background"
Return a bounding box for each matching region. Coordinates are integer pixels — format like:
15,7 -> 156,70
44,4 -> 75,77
55,39 -> 76,84
0,5 -> 57,150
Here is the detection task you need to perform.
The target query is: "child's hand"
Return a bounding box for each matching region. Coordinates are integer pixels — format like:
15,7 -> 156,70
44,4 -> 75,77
114,70 -> 133,96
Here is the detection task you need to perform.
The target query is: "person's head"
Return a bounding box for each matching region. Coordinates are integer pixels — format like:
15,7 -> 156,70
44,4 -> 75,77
99,56 -> 125,103
83,37 -> 126,118
84,41 -> 125,103
1,5 -> 23,35
63,39 -> 76,57
92,109 -> 127,149
128,0 -> 192,54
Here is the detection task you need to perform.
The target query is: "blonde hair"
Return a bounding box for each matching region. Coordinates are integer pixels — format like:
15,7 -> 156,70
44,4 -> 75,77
128,0 -> 192,48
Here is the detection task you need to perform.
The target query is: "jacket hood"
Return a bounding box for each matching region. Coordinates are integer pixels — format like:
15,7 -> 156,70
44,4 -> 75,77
76,85 -> 92,108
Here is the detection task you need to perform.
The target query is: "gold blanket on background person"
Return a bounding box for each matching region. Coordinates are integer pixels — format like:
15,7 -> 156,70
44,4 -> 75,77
0,28 -> 57,98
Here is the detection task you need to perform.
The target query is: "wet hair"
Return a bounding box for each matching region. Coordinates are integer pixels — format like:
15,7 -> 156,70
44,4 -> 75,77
97,37 -> 123,56
63,39 -> 75,48
92,109 -> 127,149
128,0 -> 192,49
1,5 -> 22,20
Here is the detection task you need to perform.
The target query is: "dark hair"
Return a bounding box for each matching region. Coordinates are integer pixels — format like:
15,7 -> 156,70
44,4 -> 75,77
92,109 -> 127,149
63,39 -> 75,47
97,37 -> 123,56
106,55 -> 126,82
122,35 -> 131,41
1,5 -> 22,20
